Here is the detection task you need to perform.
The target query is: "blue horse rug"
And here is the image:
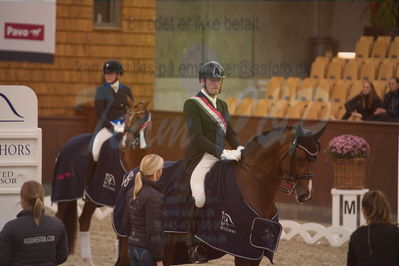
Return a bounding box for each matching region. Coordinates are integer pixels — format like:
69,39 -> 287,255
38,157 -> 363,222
51,133 -> 126,207
113,160 -> 281,264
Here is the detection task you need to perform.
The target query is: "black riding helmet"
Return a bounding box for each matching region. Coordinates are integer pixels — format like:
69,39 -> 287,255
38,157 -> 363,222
198,61 -> 225,82
103,59 -> 124,75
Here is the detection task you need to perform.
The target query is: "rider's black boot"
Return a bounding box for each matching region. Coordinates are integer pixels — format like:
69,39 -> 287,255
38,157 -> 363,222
187,198 -> 208,264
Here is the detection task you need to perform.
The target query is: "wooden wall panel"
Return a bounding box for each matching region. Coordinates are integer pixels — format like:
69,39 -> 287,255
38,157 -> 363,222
0,0 -> 156,116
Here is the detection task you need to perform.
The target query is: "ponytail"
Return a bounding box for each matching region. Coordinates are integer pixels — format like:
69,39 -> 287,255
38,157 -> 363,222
132,172 -> 143,200
20,180 -> 44,226
132,154 -> 164,200
32,197 -> 44,226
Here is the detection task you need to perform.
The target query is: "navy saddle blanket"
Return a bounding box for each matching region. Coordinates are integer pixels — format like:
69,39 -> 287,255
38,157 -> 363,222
113,160 -> 281,263
51,133 -> 126,207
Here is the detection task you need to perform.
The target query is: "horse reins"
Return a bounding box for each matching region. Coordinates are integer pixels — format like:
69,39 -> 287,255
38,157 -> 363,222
239,140 -> 319,194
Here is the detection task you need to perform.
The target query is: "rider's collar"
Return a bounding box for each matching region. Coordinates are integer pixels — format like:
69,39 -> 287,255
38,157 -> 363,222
201,88 -> 217,108
110,81 -> 119,93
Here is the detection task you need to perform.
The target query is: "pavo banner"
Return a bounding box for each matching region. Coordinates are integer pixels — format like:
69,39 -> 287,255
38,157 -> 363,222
0,0 -> 56,63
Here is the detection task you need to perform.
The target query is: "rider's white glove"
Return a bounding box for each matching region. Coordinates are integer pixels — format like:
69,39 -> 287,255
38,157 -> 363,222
221,149 -> 237,160
231,146 -> 244,161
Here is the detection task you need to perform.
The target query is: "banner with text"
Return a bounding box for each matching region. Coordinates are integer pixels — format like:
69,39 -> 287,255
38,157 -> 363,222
0,0 -> 56,63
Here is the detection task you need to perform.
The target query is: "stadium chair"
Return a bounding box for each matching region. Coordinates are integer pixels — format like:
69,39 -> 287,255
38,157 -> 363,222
359,59 -> 378,80
234,98 -> 256,116
348,80 -> 363,99
280,77 -> 300,101
377,60 -> 395,80
359,36 -> 374,47
331,57 -> 346,64
310,60 -> 327,79
330,80 -> 349,103
326,60 -> 344,79
373,80 -> 387,99
285,101 -> 307,119
303,101 -> 331,120
355,39 -> 371,58
265,76 -> 284,100
315,56 -> 331,71
331,102 -> 345,120
297,78 -> 316,101
268,100 -> 289,118
388,40 -> 399,59
376,36 -> 392,44
252,99 -> 270,117
371,41 -> 389,61
226,97 -> 241,114
343,59 -> 361,80
313,79 -> 331,102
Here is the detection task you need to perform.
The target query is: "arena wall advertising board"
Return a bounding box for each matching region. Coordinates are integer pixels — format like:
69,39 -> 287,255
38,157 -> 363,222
0,86 -> 42,228
0,0 -> 56,63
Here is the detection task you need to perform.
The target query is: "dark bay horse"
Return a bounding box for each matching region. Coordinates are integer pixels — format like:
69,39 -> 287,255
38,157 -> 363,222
114,125 -> 325,266
51,101 -> 150,265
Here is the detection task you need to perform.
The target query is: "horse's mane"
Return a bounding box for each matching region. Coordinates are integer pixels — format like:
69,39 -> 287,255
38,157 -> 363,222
245,126 -> 296,148
244,125 -> 319,155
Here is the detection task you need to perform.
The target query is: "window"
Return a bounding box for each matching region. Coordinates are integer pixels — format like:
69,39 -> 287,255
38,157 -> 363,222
93,0 -> 121,28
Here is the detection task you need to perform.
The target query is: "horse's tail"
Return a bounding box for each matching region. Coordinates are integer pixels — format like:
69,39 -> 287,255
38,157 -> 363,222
56,201 -> 78,254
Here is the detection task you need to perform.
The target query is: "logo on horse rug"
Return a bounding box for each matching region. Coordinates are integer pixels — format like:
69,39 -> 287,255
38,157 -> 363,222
103,173 -> 116,191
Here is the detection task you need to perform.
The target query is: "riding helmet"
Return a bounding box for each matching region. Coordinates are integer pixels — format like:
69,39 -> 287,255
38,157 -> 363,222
199,60 -> 225,82
103,59 -> 124,75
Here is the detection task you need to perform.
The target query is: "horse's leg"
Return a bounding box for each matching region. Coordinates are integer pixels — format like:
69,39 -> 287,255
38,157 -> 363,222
79,200 -> 98,265
115,236 -> 130,266
56,201 -> 78,254
235,257 -> 262,266
163,233 -> 177,266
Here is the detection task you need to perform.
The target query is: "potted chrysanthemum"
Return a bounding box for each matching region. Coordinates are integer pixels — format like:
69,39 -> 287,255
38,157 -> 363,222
327,134 -> 370,189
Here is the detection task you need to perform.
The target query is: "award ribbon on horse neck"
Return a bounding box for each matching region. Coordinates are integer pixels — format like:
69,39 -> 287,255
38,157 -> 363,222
190,96 -> 227,134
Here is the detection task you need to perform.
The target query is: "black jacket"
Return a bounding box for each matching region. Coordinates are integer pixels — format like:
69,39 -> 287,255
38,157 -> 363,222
183,91 -> 240,161
123,178 -> 164,261
0,210 -> 68,266
382,90 -> 399,118
343,94 -> 382,120
347,223 -> 399,266
95,83 -> 133,129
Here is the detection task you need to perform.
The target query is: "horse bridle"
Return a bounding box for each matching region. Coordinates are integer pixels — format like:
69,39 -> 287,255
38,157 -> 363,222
239,134 -> 320,194
121,107 -> 148,151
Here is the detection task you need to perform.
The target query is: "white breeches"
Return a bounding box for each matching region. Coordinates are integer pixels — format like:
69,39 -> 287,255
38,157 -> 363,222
91,127 -> 112,162
190,152 -> 219,208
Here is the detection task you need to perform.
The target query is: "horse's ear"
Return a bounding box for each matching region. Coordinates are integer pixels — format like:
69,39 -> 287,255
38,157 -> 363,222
126,96 -> 134,108
143,100 -> 151,110
312,124 -> 327,140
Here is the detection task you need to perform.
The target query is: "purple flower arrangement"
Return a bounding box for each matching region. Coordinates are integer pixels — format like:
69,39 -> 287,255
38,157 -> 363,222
327,134 -> 370,159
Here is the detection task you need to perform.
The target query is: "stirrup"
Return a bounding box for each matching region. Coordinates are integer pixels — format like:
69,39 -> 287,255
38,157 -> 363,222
188,245 -> 208,264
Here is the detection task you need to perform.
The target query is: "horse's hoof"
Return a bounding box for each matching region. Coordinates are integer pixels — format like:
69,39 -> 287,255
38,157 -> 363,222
82,258 -> 96,266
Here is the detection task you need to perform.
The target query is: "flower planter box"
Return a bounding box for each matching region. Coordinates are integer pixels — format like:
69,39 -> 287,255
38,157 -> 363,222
332,158 -> 367,189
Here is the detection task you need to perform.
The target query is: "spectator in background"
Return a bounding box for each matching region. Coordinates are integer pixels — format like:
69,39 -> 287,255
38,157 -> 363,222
0,180 -> 68,265
124,154 -> 165,266
372,77 -> 399,122
347,190 -> 399,266
342,81 -> 382,121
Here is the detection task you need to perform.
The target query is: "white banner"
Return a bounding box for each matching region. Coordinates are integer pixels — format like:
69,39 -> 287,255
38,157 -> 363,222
0,0 -> 56,63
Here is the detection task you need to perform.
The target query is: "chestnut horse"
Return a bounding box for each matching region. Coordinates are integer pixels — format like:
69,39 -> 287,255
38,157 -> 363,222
114,125 -> 325,266
52,101 -> 150,265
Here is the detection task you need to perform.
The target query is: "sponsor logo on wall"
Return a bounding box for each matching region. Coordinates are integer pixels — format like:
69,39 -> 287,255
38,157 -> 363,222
4,22 -> 45,41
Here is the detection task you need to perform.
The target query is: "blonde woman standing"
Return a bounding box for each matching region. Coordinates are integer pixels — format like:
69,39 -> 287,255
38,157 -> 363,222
347,190 -> 399,266
0,180 -> 68,265
124,154 -> 165,266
